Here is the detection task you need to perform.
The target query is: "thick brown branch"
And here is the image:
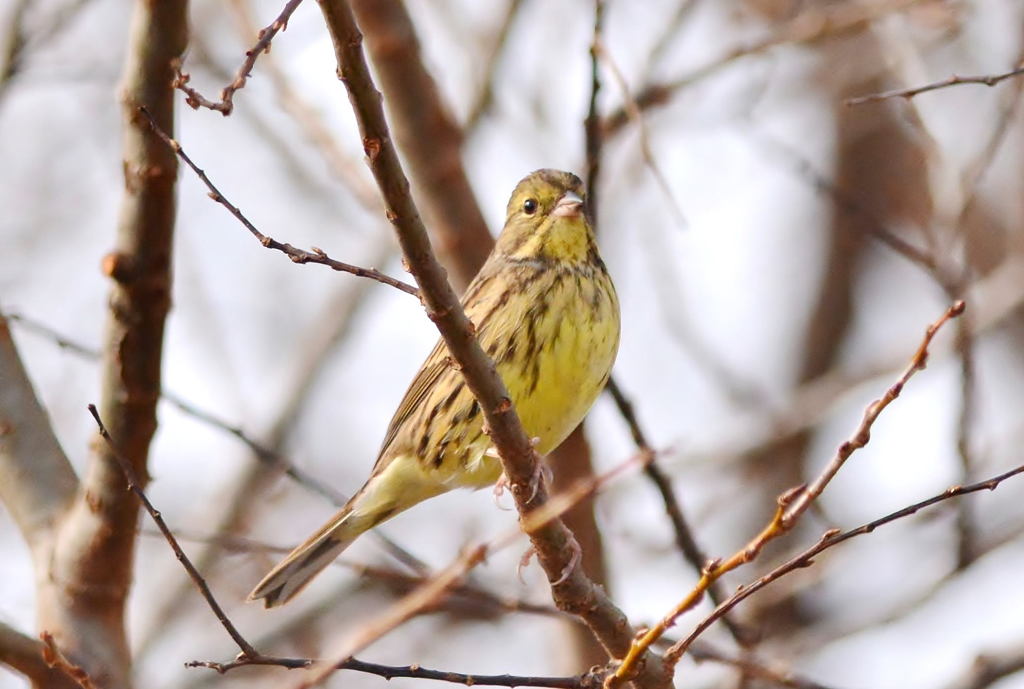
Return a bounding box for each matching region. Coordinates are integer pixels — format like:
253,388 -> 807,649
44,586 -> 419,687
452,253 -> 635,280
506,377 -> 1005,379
36,5 -> 187,688
315,3 -> 671,686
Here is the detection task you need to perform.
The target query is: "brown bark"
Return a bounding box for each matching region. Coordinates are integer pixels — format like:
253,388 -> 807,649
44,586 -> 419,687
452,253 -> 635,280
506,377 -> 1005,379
30,2 -> 187,687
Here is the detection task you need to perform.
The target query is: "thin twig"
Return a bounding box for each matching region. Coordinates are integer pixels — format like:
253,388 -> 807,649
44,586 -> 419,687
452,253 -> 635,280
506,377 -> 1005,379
608,301 -> 965,685
38,632 -> 97,689
141,527 -> 558,618
136,106 -> 418,296
174,0 -> 304,115
846,66 -> 1024,106
87,404 -> 258,657
227,0 -> 384,212
667,460 -> 1024,663
188,654 -> 590,688
750,128 -> 939,275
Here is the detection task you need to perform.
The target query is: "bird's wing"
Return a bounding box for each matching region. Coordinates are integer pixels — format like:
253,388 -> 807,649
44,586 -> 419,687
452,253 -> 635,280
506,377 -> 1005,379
372,338 -> 451,468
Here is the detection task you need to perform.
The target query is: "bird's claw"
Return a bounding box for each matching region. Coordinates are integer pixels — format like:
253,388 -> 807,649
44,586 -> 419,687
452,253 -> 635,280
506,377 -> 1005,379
550,539 -> 581,587
516,545 -> 536,584
493,473 -> 514,510
527,459 -> 552,503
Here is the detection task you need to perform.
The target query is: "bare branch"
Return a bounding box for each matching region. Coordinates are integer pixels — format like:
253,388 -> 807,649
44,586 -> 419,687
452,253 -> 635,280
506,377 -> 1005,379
6,311 -> 352,506
226,0 -> 384,212
463,0 -> 525,134
846,66 -> 1024,106
609,301 -> 964,685
87,404 -> 258,657
605,379 -> 751,645
189,654 -> 590,689
596,39 -> 686,227
137,106 -> 419,297
0,623 -> 78,689
0,313 -> 77,549
687,641 -> 834,689
32,6 -> 187,688
669,461 -> 1024,662
174,0 -> 304,115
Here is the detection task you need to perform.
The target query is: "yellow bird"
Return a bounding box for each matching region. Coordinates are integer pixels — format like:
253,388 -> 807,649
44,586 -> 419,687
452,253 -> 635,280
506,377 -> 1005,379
250,169 -> 620,607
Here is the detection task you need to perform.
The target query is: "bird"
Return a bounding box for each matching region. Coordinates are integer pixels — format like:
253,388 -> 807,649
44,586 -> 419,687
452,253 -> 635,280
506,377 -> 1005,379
249,169 -> 620,607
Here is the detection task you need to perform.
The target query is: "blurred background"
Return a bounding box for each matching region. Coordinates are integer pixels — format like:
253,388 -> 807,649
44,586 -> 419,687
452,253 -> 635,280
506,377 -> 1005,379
3,0 -> 1024,687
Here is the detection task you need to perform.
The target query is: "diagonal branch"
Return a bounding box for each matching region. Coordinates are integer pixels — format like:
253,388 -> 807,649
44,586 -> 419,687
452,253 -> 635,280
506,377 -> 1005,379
137,107 -> 419,297
315,2 -> 672,687
609,301 -> 964,685
0,313 -> 77,553
0,622 -> 79,689
668,460 -> 1024,662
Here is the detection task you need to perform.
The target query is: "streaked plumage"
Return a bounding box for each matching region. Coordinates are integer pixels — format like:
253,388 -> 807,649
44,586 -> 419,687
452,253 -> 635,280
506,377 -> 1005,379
250,169 -> 620,607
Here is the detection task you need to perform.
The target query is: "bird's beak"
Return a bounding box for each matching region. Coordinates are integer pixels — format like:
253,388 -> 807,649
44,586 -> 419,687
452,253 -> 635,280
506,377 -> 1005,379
553,191 -> 584,218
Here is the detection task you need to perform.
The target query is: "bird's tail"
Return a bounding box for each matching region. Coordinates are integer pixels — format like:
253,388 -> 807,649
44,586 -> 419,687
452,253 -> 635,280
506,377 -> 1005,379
248,500 -> 380,608
250,456 -> 449,607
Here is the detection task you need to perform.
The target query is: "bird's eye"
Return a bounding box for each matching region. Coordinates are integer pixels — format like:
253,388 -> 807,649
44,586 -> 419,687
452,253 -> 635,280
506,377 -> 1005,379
522,198 -> 538,215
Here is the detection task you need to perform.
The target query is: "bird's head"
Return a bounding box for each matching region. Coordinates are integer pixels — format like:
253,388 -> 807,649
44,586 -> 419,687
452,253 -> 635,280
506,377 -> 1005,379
494,169 -> 598,264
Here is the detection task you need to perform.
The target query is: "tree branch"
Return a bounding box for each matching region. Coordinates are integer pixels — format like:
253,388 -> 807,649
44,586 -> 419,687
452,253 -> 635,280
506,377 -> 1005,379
668,460 -> 1024,662
174,0 -> 304,115
0,313 -> 77,553
609,301 -> 964,685
32,4 -> 187,688
136,107 -> 419,296
314,6 -> 672,685
846,66 -> 1024,106
190,654 -> 591,688
0,623 -> 79,689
